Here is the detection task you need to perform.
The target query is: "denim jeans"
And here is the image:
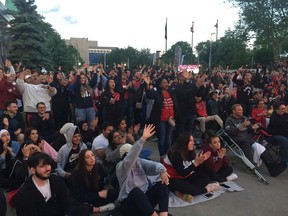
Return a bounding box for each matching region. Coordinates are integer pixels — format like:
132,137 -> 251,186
158,121 -> 173,157
176,115 -> 195,134
75,107 -> 95,125
272,135 -> 288,164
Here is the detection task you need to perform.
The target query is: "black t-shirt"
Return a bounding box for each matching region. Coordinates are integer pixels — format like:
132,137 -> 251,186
64,146 -> 80,173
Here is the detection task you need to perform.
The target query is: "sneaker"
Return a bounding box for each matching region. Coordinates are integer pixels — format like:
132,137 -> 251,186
174,191 -> 193,203
205,182 -> 220,192
226,173 -> 238,181
99,203 -> 116,212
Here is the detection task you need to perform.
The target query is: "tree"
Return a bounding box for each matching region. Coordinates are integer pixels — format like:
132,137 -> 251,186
228,0 -> 288,60
161,41 -> 196,65
9,0 -> 50,69
103,46 -> 153,70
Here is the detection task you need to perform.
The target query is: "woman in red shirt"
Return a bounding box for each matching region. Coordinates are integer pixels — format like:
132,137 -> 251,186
251,99 -> 268,129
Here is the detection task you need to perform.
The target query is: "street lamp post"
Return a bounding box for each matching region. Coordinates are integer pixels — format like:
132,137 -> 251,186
208,33 -> 215,69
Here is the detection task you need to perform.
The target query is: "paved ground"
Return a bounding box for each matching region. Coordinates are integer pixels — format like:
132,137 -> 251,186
6,138 -> 288,216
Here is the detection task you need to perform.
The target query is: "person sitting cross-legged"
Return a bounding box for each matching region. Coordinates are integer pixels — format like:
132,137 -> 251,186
116,124 -> 171,216
203,134 -> 238,182
163,132 -> 220,203
71,149 -> 118,214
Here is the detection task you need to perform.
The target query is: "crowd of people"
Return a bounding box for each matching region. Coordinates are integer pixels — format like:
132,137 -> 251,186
0,58 -> 288,215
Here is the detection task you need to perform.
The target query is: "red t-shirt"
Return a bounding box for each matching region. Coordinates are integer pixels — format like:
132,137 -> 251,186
160,91 -> 174,121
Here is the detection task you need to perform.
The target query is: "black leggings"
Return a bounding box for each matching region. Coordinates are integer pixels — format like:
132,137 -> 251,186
210,166 -> 233,183
169,169 -> 211,196
121,182 -> 169,216
0,190 -> 6,216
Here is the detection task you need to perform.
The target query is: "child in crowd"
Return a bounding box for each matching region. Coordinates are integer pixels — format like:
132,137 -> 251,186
203,135 -> 238,182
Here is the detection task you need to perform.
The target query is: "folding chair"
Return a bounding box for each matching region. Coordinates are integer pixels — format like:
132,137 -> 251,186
216,128 -> 269,185
253,129 -> 281,163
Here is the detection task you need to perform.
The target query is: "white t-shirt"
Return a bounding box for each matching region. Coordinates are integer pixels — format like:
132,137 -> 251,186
32,178 -> 52,202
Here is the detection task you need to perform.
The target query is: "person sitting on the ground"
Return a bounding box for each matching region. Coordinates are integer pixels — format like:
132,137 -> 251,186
267,101 -> 288,165
0,129 -> 20,188
12,152 -> 70,216
92,121 -> 114,164
117,117 -> 152,159
225,104 -> 287,177
30,102 -> 60,144
1,100 -> 24,143
203,134 -> 238,182
8,140 -> 42,191
116,124 -> 171,216
56,125 -> 87,186
51,122 -> 74,152
71,149 -> 118,214
163,132 -> 220,203
77,120 -> 99,149
24,127 -> 58,161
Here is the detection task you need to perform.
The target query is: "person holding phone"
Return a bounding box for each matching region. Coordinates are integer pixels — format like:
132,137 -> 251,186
163,132 -> 220,203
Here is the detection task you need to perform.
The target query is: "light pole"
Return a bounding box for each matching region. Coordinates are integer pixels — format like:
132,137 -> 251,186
208,33 -> 215,69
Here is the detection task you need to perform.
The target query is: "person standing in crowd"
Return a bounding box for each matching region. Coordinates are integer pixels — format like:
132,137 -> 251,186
232,68 -> 254,116
116,124 -> 171,216
12,152 -> 70,216
71,149 -> 118,214
49,70 -> 70,130
16,69 -> 57,126
74,65 -> 97,126
101,78 -> 123,126
0,72 -> 21,115
144,75 -> 178,161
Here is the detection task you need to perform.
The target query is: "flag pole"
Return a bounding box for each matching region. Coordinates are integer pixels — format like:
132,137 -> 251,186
191,21 -> 194,55
215,20 -> 218,40
165,18 -> 167,52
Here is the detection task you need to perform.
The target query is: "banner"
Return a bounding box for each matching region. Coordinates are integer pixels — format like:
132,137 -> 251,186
178,64 -> 199,74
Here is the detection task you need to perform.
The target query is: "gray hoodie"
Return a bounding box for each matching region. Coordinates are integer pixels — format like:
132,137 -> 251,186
56,126 -> 87,177
116,139 -> 166,202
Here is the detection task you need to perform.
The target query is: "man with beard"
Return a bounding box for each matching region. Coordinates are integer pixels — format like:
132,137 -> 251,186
12,152 -> 70,216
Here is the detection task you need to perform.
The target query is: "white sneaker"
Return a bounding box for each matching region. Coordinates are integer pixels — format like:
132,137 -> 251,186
205,182 -> 220,192
226,173 -> 238,181
99,203 -> 116,212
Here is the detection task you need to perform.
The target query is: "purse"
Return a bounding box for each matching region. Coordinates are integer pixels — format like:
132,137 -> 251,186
135,102 -> 143,109
168,116 -> 176,127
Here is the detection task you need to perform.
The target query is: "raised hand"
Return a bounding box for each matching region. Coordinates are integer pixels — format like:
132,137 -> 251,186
141,124 -> 155,142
